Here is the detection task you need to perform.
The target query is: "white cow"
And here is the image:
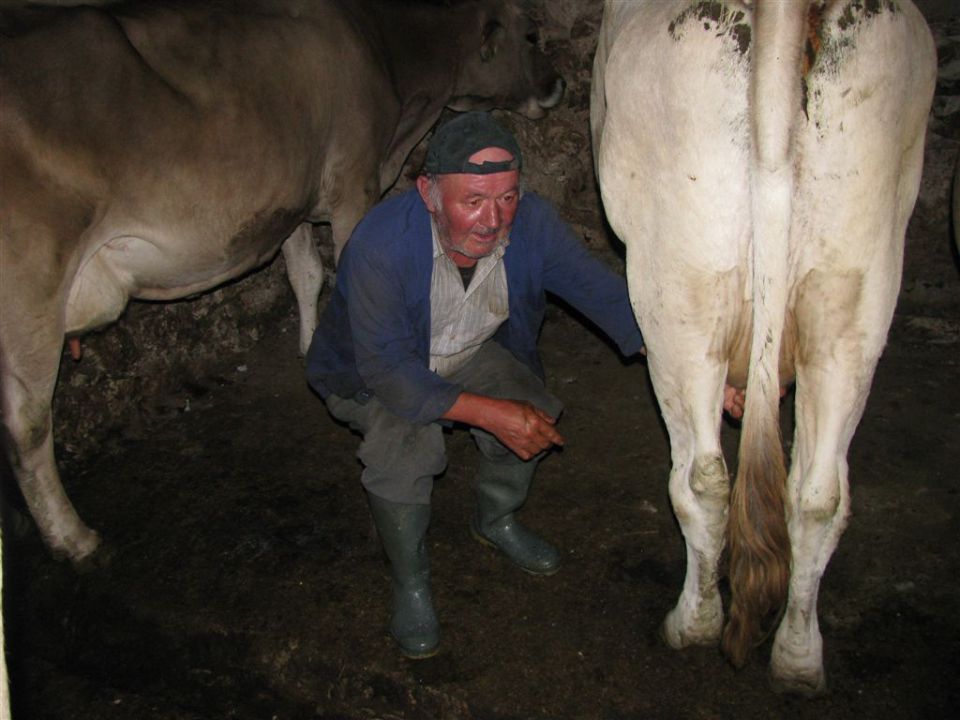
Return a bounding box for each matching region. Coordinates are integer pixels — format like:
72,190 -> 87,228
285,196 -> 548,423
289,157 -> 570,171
593,0 -> 936,693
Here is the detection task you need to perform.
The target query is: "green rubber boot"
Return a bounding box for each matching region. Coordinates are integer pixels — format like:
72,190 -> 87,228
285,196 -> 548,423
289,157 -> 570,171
368,494 -> 440,659
471,458 -> 561,576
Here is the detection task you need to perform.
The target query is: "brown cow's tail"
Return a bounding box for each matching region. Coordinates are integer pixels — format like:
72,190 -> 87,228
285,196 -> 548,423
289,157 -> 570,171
722,0 -> 808,668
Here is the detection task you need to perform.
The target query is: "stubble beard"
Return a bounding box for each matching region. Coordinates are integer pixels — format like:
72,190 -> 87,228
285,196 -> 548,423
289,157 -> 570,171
434,214 -> 507,260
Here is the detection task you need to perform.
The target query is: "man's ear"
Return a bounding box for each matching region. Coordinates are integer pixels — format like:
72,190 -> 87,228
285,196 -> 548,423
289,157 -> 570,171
416,175 -> 437,212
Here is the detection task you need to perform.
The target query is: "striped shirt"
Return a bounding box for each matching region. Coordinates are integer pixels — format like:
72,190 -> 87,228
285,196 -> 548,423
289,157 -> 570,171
429,220 -> 510,377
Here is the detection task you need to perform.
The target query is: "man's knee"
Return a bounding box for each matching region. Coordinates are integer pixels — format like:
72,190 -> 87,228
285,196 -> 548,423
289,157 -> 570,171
361,406 -> 444,463
456,342 -> 564,418
471,426 -> 550,467
354,403 -> 447,502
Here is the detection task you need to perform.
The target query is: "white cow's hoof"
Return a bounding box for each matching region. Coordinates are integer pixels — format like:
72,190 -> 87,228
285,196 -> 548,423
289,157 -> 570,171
660,608 -> 722,650
769,663 -> 827,697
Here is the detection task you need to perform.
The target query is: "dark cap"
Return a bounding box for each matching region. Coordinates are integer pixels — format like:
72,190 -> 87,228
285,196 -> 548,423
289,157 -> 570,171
422,111 -> 522,175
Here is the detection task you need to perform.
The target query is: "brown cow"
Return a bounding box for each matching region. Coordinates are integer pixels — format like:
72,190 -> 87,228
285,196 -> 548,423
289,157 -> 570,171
0,0 -> 563,564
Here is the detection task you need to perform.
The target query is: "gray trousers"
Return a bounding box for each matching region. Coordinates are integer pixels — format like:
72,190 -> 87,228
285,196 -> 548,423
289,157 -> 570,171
325,341 -> 563,505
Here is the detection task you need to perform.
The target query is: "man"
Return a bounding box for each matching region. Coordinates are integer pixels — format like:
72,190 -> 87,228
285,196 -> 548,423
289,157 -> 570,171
306,111 -> 646,658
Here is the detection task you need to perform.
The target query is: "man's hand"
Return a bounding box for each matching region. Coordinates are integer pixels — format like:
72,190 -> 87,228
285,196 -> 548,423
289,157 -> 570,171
489,400 -> 564,460
723,384 -> 788,419
442,393 -> 564,461
723,385 -> 746,419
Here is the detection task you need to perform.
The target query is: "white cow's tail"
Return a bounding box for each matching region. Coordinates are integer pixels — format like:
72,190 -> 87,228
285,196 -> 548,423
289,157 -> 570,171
723,0 -> 806,668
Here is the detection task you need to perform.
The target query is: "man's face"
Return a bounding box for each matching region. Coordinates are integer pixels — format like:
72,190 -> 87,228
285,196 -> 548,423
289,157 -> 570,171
416,147 -> 520,267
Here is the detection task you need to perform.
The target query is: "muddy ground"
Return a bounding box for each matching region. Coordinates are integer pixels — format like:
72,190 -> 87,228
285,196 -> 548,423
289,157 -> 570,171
7,286 -> 960,720
4,3 -> 960,720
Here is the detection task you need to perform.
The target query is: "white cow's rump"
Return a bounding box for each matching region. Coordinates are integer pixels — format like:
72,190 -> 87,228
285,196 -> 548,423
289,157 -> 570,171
593,0 -> 936,694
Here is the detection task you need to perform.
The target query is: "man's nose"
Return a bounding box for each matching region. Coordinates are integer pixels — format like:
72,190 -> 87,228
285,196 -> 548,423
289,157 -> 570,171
479,200 -> 500,229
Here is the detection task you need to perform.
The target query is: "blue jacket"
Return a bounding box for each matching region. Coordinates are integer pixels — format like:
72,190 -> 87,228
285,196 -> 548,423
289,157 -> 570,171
306,188 -> 643,425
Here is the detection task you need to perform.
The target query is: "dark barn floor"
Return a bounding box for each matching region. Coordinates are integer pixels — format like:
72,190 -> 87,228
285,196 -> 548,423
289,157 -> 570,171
5,299 -> 960,720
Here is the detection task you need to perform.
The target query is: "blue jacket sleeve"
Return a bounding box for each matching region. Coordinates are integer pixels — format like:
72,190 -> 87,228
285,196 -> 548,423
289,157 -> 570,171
534,199 -> 644,356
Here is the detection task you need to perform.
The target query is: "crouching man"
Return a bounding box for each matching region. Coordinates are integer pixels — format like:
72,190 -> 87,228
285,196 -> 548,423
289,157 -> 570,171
306,112 -> 644,658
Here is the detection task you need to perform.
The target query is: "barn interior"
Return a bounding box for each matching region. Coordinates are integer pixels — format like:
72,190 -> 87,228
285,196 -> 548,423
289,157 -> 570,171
3,1 -> 959,718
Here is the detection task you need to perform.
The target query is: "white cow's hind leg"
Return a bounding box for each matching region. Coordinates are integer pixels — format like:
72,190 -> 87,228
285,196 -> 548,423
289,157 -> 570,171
771,359 -> 864,694
281,223 -> 324,355
659,365 -> 730,648
770,267 -> 881,693
769,0 -> 935,691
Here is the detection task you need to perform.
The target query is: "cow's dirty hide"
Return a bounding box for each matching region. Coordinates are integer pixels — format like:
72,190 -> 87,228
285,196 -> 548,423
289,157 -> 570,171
5,3 -> 960,720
